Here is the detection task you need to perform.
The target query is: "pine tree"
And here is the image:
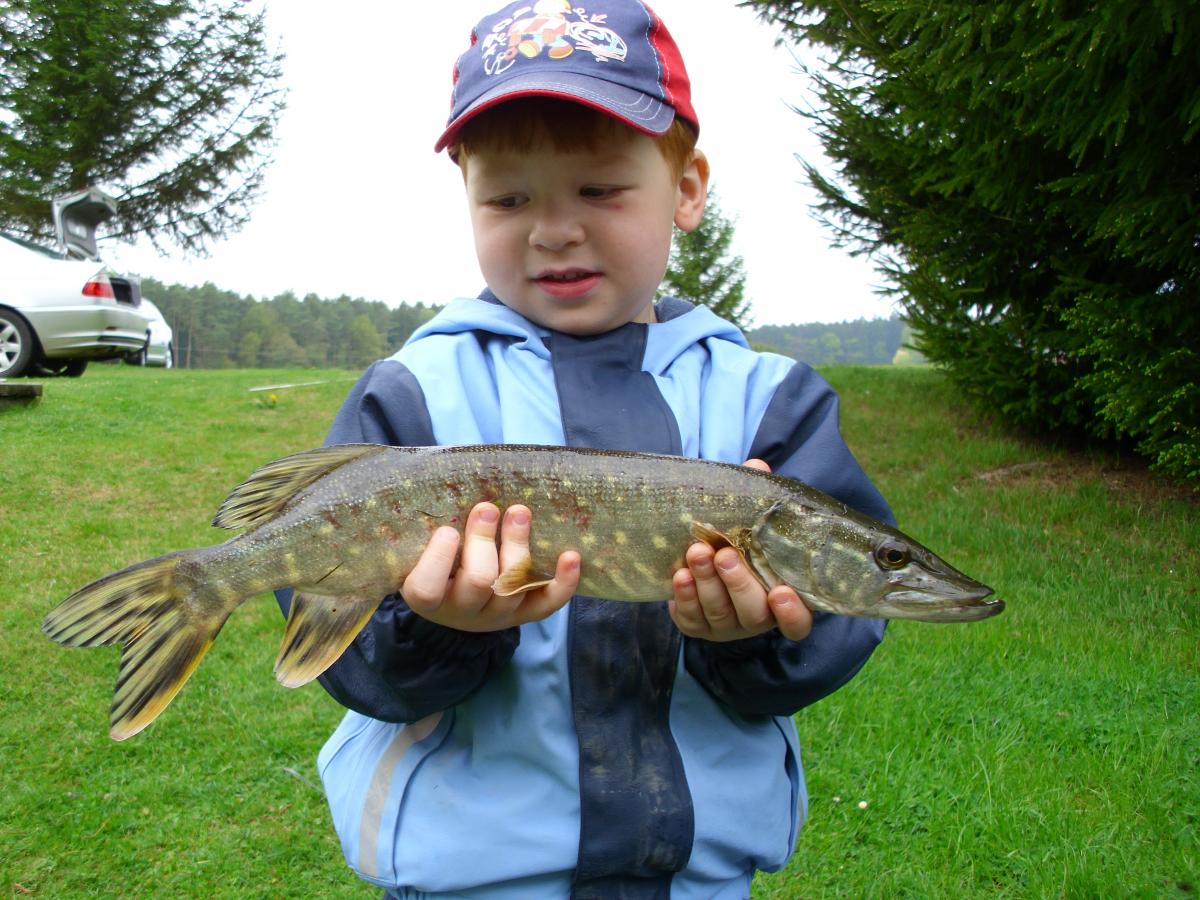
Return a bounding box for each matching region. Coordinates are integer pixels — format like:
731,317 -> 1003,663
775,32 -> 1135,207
660,188 -> 752,331
0,0 -> 284,252
746,0 -> 1200,481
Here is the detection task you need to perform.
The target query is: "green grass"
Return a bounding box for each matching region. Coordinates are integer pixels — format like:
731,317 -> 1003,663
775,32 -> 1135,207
2,365 -> 1196,898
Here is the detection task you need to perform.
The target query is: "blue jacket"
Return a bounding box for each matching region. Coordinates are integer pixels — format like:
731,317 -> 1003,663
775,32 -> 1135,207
288,294 -> 891,899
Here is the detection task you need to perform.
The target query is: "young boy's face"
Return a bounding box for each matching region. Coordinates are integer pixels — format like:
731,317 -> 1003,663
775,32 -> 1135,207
464,128 -> 706,336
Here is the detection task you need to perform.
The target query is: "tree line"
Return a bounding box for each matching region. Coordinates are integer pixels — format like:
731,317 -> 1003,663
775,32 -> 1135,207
751,317 -> 911,365
144,277 -> 909,369
142,278 -> 439,370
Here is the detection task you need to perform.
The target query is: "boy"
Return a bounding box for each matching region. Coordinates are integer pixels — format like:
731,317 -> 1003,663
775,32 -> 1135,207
284,2 -> 892,897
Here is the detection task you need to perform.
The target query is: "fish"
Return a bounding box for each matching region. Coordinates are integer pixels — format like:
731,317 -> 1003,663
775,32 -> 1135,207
42,443 -> 1003,740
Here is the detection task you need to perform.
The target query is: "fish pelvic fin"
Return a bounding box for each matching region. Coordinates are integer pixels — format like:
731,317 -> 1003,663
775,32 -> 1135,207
213,444 -> 389,530
41,551 -> 229,741
492,556 -> 556,597
274,592 -> 383,688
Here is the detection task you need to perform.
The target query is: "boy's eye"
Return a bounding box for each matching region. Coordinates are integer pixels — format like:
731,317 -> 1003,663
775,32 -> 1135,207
487,195 -> 526,210
580,186 -> 623,200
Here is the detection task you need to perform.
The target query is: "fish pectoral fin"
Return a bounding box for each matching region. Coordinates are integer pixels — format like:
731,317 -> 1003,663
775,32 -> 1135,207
274,592 -> 383,688
492,556 -> 556,597
690,521 -> 736,551
691,522 -> 759,559
691,522 -> 780,590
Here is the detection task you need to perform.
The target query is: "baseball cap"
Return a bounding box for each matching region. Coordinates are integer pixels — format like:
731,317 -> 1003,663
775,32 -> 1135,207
435,0 -> 699,153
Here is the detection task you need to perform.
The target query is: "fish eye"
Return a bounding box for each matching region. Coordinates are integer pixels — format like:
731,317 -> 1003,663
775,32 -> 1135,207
874,539 -> 911,570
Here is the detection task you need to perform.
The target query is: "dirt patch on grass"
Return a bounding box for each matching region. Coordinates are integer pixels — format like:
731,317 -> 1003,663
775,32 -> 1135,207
972,456 -> 1198,506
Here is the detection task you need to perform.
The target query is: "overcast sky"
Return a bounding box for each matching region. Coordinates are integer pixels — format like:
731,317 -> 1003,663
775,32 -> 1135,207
107,0 -> 896,328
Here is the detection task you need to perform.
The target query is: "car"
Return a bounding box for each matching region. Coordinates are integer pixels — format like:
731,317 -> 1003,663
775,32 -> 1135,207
0,188 -> 152,378
126,297 -> 173,368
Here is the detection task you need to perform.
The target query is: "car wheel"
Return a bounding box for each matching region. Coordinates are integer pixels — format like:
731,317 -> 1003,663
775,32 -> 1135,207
0,310 -> 36,378
35,358 -> 88,377
165,342 -> 174,369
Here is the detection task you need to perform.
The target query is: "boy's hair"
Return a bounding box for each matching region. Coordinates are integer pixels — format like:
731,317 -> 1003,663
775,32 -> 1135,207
453,97 -> 698,181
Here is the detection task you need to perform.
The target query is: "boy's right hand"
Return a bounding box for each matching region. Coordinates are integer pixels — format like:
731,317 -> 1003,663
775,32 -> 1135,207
401,502 -> 580,632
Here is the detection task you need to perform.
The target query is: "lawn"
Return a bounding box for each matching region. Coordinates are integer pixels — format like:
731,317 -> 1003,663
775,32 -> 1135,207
1,365 -> 1196,898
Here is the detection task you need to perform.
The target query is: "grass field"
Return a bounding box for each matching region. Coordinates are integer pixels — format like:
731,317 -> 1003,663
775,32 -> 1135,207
1,365 -> 1196,898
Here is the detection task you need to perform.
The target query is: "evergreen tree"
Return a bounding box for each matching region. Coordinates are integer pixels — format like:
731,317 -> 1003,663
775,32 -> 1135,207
746,0 -> 1200,481
660,188 -> 752,331
0,0 -> 284,251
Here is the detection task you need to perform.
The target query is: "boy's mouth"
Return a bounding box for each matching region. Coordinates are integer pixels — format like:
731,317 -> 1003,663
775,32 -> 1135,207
533,268 -> 601,299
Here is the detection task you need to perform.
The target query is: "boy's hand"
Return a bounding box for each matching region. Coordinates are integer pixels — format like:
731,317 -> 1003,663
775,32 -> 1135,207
402,503 -> 580,632
668,459 -> 813,643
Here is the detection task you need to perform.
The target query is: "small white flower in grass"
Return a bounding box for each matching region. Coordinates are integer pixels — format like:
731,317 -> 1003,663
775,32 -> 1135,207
832,795 -> 842,803
857,800 -> 869,810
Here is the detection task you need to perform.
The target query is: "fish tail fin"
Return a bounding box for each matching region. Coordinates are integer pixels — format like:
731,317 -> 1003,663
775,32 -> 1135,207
42,550 -> 227,741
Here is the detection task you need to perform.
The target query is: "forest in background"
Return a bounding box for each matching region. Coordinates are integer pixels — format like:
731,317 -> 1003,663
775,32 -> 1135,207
141,278 -> 914,369
750,317 -> 919,365
143,278 -> 439,370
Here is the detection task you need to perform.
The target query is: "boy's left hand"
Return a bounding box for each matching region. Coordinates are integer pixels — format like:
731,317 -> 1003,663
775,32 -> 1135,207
668,459 -> 813,643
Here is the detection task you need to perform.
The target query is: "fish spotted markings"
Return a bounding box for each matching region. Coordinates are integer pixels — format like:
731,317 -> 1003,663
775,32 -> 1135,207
41,443 -> 1001,741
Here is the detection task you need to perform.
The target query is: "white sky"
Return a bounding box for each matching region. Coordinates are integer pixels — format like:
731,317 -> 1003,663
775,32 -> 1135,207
107,0 -> 897,328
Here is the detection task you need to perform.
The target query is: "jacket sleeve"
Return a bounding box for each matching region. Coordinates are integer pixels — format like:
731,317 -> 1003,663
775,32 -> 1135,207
273,359 -> 519,723
682,361 -> 890,716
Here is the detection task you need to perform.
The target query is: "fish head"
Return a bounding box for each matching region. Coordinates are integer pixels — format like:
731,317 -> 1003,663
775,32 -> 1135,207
751,500 -> 1004,623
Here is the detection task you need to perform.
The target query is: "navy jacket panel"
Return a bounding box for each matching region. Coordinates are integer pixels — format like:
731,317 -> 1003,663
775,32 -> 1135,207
552,325 -> 694,890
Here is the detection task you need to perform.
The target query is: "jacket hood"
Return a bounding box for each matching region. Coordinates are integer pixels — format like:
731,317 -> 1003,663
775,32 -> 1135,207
404,291 -> 748,371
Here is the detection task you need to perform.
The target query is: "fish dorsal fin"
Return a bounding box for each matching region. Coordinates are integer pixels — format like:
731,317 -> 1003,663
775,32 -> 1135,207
213,444 -> 387,530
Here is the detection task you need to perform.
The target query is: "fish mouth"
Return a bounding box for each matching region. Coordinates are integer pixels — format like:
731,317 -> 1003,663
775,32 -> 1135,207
883,585 -> 1005,622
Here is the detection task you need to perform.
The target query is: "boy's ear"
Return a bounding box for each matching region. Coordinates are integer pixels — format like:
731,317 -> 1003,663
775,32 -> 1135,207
674,150 -> 710,233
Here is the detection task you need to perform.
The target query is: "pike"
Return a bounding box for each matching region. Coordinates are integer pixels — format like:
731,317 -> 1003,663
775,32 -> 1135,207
43,444 -> 1003,740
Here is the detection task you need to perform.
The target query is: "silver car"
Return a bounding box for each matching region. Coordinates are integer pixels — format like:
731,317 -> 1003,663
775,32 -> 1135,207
0,189 -> 151,378
127,297 -> 174,368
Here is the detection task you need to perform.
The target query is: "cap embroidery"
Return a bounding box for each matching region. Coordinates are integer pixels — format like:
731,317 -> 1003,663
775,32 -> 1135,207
482,1 -> 628,76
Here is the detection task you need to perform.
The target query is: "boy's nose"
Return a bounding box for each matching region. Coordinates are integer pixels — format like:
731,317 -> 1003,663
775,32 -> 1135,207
529,208 -> 584,252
